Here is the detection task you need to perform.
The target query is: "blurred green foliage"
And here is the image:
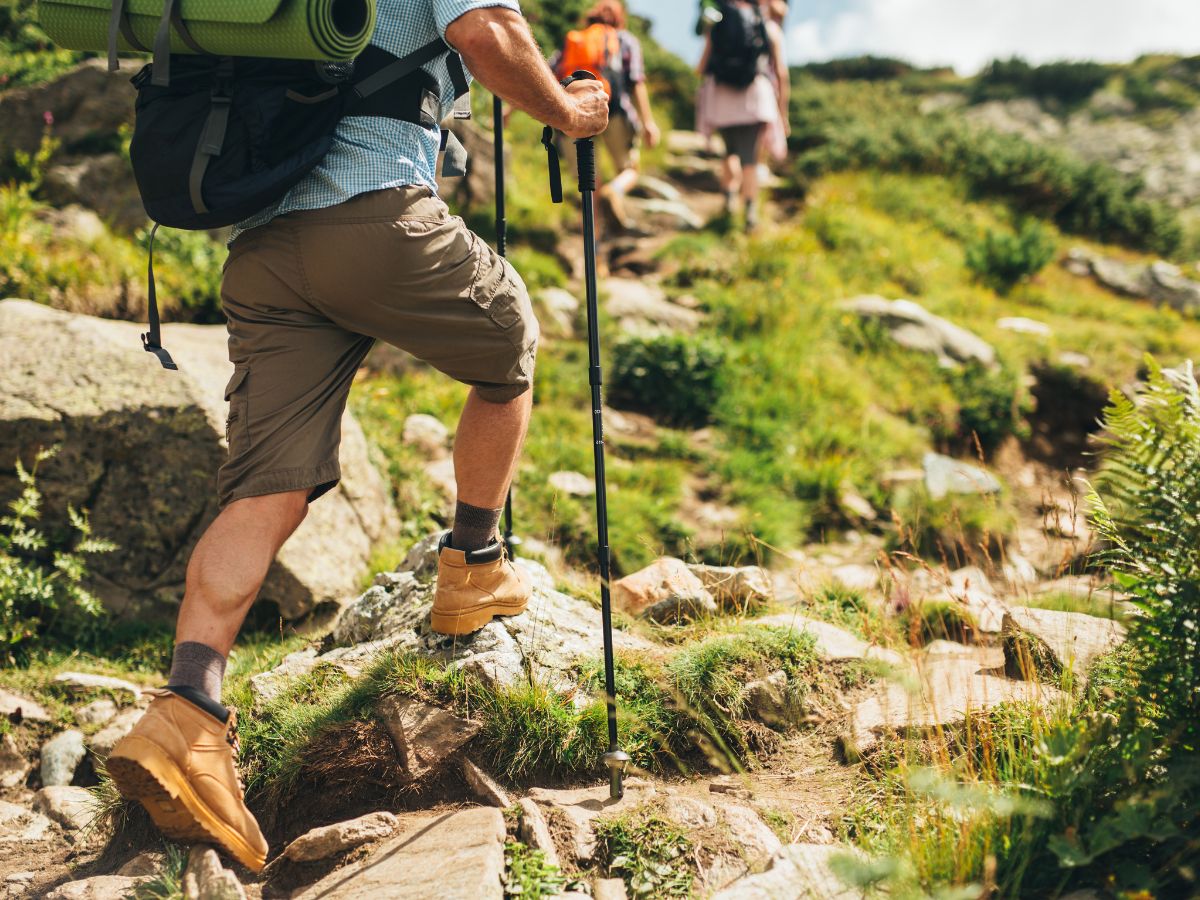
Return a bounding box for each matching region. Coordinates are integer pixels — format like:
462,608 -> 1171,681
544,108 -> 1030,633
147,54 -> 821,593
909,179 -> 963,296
971,57 -> 1113,107
965,220 -> 1057,294
609,333 -> 727,429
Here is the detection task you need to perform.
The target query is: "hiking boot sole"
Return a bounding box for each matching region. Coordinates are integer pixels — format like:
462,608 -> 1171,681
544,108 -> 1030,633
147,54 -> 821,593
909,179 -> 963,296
430,597 -> 528,636
107,736 -> 266,872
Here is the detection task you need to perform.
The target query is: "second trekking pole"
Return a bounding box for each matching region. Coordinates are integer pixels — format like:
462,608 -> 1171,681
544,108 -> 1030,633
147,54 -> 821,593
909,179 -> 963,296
494,94 -> 519,556
543,71 -> 629,800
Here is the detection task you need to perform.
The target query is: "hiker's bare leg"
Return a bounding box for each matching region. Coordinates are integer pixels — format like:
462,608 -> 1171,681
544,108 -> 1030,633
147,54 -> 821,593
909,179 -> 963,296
741,155 -> 760,202
175,490 -> 309,655
453,388 -> 533,509
722,154 -> 742,195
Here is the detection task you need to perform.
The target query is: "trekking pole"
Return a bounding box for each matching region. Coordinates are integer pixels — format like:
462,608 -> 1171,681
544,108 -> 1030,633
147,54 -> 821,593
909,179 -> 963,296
543,72 -> 629,800
493,94 -> 520,556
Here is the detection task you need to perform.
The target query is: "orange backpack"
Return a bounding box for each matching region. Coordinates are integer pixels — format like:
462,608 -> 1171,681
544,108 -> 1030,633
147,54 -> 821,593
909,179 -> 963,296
556,23 -> 624,100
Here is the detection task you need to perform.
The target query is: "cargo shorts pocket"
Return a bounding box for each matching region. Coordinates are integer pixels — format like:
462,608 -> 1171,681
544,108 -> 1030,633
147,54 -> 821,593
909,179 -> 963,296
223,365 -> 250,452
469,246 -> 528,336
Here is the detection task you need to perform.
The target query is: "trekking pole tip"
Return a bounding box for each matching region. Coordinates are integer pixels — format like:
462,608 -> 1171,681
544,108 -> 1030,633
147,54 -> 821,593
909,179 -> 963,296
601,750 -> 631,800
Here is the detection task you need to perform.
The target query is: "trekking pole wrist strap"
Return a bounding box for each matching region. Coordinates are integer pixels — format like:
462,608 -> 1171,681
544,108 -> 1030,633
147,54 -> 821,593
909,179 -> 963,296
542,71 -> 598,199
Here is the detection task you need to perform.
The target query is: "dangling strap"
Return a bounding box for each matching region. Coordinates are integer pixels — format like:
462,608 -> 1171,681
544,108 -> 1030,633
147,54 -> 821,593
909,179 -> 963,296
440,129 -> 468,178
107,0 -> 148,71
445,54 -> 471,120
143,223 -> 179,371
542,126 -> 563,204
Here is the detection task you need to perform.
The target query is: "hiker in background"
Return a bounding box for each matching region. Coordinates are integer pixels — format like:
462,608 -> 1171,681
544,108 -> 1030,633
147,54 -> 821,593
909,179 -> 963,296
759,0 -> 790,171
553,0 -> 661,232
696,0 -> 787,231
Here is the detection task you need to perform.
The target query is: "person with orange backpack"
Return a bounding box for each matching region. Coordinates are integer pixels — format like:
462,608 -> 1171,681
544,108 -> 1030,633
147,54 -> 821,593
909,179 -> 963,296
552,0 -> 660,232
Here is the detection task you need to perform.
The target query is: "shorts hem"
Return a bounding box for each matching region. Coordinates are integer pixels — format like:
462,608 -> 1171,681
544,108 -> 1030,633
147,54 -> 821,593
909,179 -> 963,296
218,460 -> 342,509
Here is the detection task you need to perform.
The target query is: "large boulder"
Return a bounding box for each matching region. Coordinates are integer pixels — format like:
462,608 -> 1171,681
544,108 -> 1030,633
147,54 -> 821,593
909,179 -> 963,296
1002,606 -> 1127,683
43,153 -> 146,234
1065,248 -> 1200,314
0,60 -> 133,161
841,296 -> 996,369
0,300 -> 398,621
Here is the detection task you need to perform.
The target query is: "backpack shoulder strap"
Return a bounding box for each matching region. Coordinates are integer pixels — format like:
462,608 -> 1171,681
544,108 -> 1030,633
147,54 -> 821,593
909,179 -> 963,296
353,38 -> 453,100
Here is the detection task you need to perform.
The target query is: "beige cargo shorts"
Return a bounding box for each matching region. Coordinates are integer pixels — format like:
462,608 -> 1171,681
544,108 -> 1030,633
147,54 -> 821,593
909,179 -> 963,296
217,186 -> 539,508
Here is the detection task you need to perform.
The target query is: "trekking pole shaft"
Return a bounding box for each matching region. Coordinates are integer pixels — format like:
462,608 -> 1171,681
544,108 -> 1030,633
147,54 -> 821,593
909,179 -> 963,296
577,137 -> 620,762
494,95 -> 517,551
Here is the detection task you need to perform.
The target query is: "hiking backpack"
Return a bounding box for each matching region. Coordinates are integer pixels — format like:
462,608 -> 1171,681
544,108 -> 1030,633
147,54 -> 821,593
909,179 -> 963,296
113,28 -> 470,369
706,1 -> 768,89
555,23 -> 626,105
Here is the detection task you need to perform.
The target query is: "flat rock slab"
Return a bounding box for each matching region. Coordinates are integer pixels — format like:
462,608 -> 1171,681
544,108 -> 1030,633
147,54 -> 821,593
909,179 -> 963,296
712,844 -> 861,899
0,688 -> 50,722
842,296 -> 996,369
377,696 -> 481,781
283,811 -> 399,863
751,613 -> 903,666
845,657 -> 1067,757
45,876 -> 151,899
1002,606 -> 1127,682
33,786 -> 96,833
527,781 -> 657,864
294,807 -> 506,900
0,799 -> 53,843
52,672 -> 141,700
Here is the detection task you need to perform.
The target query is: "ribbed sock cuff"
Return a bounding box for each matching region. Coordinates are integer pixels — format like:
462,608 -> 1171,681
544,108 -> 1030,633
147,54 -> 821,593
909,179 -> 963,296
167,641 -> 227,704
451,501 -> 504,553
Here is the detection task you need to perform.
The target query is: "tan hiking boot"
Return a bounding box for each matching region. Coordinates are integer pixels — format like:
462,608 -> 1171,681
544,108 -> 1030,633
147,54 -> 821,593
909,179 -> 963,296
107,687 -> 267,872
430,534 -> 531,635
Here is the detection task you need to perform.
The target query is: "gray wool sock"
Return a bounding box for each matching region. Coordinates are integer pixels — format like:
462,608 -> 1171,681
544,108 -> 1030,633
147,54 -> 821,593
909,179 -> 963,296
451,501 -> 503,553
167,641 -> 227,703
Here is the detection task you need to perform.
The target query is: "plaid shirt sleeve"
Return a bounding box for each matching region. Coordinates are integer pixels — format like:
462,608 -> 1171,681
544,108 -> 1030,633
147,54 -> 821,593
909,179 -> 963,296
433,0 -> 522,39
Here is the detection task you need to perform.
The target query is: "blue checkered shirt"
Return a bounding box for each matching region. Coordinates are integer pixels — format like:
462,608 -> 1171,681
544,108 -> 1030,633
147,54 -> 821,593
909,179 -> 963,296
231,0 -> 520,240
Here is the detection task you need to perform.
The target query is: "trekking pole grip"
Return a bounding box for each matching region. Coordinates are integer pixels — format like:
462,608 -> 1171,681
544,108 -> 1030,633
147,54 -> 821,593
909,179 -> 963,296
575,136 -> 596,195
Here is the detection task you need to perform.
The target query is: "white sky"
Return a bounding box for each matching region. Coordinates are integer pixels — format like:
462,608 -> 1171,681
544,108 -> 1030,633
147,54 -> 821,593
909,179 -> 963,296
627,0 -> 1200,73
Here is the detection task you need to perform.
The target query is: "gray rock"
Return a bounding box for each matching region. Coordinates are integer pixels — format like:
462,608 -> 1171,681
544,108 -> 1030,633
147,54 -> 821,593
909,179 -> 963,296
631,175 -> 684,203
52,673 -> 141,700
527,781 -> 656,864
293,807 -> 506,900
0,60 -> 133,162
612,558 -> 717,623
604,279 -> 705,337
45,876 -> 151,900
841,296 -> 996,368
719,803 -> 784,865
997,316 -> 1052,336
517,798 -> 559,867
688,564 -> 773,611
661,795 -> 718,829
88,707 -> 144,760
712,844 -> 861,899
460,758 -> 511,808
0,300 -> 398,621
74,699 -> 118,727
376,696 -> 481,781
923,452 -> 1003,500
40,730 -> 86,787
548,470 -> 595,497
183,846 -> 245,900
843,657 -> 1067,759
116,851 -> 167,877
939,566 -> 1009,635
402,414 -> 449,458
1065,248 -> 1200,313
317,542 -> 654,700
43,153 -> 145,233
1003,606 -> 1127,683
626,197 -> 704,231
0,688 -> 50,723
32,785 -> 95,833
0,733 -> 30,789
283,811 -> 399,863
0,799 -> 52,843
743,671 -> 801,727
593,878 -> 629,900
750,614 -> 903,666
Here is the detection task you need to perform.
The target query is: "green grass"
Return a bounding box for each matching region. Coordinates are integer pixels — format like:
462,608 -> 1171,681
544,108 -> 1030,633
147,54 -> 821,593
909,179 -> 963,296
503,841 -> 567,899
594,813 -> 695,898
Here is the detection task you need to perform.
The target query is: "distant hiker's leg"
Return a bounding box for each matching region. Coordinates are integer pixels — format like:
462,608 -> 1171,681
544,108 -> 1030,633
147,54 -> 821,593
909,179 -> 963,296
175,490 -> 309,660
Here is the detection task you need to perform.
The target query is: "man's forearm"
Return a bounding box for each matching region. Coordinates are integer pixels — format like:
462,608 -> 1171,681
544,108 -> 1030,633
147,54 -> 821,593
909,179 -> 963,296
446,8 -> 578,133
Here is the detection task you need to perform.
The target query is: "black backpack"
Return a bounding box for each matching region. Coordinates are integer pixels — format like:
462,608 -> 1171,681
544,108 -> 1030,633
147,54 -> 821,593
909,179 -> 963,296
706,1 -> 768,89
122,39 -> 470,369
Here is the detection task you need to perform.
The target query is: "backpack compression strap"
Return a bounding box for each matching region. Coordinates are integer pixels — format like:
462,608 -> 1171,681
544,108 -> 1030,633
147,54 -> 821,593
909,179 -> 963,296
142,224 -> 178,371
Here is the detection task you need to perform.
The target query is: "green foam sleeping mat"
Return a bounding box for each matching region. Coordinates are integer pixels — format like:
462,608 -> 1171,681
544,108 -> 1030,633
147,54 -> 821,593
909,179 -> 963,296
38,0 -> 376,62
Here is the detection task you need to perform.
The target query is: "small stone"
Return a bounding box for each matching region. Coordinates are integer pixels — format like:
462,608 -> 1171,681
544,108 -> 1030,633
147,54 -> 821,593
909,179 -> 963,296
548,470 -> 595,497
709,775 -> 753,799
423,457 -> 458,501
662,795 -> 718,829
402,414 -> 450,458
52,673 -> 141,701
593,878 -> 629,900
997,316 -> 1053,336
711,843 -> 860,899
923,453 -> 1002,500
183,846 -> 246,900
719,803 -> 783,864
377,695 -> 481,780
0,688 -> 50,723
527,781 -> 655,864
4,871 -> 35,884
743,671 -> 799,727
283,811 -> 399,863
41,730 -> 87,787
0,800 -> 52,843
75,699 -> 118,727
32,785 -> 95,833
612,558 -> 717,623
838,488 -> 877,521
88,708 -> 144,760
45,876 -> 150,900
830,564 -> 879,593
517,799 -> 559,867
461,758 -> 511,808
0,733 -> 30,789
841,296 -> 996,368
116,851 -> 166,877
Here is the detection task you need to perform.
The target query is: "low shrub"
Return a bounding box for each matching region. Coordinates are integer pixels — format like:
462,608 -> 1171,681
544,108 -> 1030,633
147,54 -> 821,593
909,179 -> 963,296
609,334 -> 727,429
595,814 -> 694,898
972,57 -> 1112,107
965,220 -> 1057,293
944,362 -> 1032,453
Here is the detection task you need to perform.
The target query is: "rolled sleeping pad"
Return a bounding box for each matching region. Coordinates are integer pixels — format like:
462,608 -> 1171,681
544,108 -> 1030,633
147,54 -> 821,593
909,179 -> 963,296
39,0 -> 375,62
